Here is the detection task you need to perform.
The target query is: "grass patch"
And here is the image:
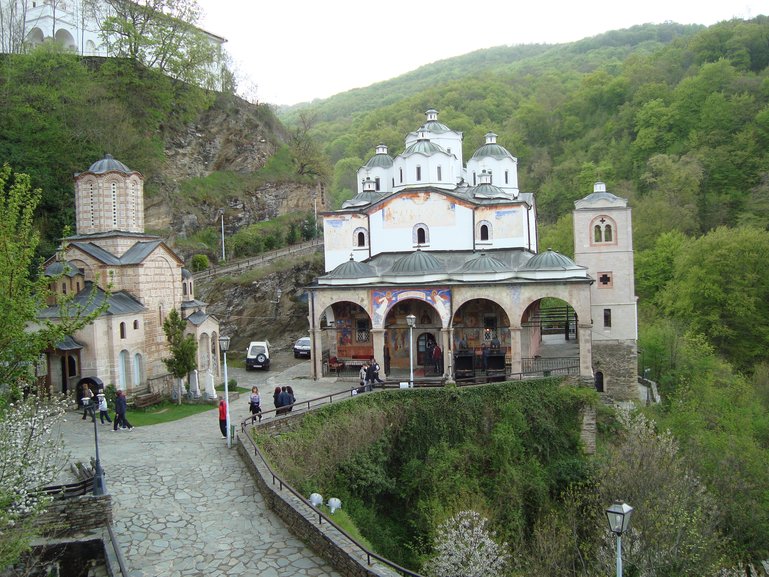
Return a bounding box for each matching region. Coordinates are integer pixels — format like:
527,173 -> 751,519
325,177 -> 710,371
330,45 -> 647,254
126,400 -> 216,427
321,507 -> 374,550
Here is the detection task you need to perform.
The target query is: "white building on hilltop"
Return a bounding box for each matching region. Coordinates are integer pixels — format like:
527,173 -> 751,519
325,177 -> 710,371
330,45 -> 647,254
40,154 -> 221,402
308,109 -> 638,400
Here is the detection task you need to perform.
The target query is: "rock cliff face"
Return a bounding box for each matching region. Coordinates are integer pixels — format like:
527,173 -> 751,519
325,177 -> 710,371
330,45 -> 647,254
143,94 -> 323,243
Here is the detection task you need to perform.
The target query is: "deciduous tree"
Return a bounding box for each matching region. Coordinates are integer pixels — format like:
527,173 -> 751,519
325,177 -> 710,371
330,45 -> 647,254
162,308 -> 197,403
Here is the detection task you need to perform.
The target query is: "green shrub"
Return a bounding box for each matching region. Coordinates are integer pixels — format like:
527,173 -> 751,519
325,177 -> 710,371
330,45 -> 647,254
189,254 -> 210,271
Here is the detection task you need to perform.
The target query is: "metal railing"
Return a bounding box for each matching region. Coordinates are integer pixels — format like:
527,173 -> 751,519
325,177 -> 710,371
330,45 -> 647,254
239,387 -> 423,577
192,238 -> 323,281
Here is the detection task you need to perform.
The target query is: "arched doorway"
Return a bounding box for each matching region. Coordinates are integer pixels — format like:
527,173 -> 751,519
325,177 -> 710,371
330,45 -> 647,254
521,297 -> 580,375
76,376 -> 104,407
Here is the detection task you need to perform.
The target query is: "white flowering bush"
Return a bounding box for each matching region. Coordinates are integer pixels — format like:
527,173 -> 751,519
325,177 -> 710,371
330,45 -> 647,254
423,510 -> 510,577
0,394 -> 68,568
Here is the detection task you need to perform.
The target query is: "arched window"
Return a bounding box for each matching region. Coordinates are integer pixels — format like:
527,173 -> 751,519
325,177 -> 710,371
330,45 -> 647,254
118,350 -> 130,389
399,168 -> 403,183
133,319 -> 140,330
353,227 -> 368,248
413,223 -> 429,246
437,166 -> 442,181
504,170 -> 509,184
374,177 -> 381,191
416,165 -> 422,181
477,220 -> 492,242
480,224 -> 489,241
133,353 -> 144,387
182,282 -> 188,296
591,216 -> 617,245
120,322 -> 126,339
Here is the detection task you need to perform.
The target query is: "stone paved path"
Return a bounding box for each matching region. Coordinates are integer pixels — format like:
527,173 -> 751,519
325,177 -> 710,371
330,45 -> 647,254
57,360 -> 343,577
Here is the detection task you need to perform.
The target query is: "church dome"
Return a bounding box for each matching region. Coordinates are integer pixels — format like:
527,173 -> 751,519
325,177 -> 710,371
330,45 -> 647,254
364,144 -> 394,169
324,256 -> 377,279
470,183 -> 509,199
471,132 -> 515,161
388,249 -> 445,275
342,190 -> 383,208
456,253 -> 510,273
403,139 -> 446,156
419,108 -> 452,134
520,248 -> 580,270
87,154 -> 132,174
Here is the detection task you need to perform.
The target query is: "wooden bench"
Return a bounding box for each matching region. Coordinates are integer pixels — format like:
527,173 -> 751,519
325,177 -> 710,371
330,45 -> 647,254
133,391 -> 162,408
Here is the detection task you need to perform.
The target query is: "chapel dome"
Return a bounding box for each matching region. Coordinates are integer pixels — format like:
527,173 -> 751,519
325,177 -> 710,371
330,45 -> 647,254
419,108 -> 452,134
456,253 -> 510,273
87,154 -> 133,174
470,183 -> 509,199
324,256 -> 377,279
388,249 -> 445,275
520,248 -> 580,270
403,139 -> 446,156
364,144 -> 394,169
471,132 -> 515,161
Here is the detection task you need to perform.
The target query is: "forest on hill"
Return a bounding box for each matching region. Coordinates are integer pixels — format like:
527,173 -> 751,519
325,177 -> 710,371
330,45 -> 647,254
280,17 -> 769,572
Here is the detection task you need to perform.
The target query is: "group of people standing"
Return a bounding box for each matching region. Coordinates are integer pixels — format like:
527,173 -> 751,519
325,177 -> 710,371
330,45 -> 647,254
357,359 -> 384,393
80,384 -> 133,431
273,386 -> 296,415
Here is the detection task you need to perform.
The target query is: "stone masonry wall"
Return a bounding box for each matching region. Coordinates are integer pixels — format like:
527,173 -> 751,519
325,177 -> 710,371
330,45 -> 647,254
237,439 -> 401,577
592,340 -> 637,401
37,494 -> 113,537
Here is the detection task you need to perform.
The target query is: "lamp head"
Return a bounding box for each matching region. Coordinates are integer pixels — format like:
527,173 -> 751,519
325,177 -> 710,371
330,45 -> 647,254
327,497 -> 342,514
218,335 -> 230,353
606,501 -> 634,535
309,493 -> 323,507
406,314 -> 416,328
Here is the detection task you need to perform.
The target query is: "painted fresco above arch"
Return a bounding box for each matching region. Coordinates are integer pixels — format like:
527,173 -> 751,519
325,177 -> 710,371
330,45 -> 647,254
371,288 -> 451,327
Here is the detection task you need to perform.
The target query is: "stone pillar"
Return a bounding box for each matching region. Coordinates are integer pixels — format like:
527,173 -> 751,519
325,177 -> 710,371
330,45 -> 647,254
446,326 -> 455,382
508,327 -> 522,374
440,328 -> 450,379
578,323 -> 593,379
311,327 -> 323,380
371,328 -> 386,379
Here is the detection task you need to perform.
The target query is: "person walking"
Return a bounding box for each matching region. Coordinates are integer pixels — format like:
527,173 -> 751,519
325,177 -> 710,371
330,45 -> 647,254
365,362 -> 376,392
218,397 -> 227,438
113,390 -> 134,431
371,358 -> 385,386
277,386 -> 291,415
81,384 -> 94,421
97,391 -> 112,424
249,386 -> 262,423
358,363 -> 368,393
273,386 -> 282,413
286,386 -> 296,412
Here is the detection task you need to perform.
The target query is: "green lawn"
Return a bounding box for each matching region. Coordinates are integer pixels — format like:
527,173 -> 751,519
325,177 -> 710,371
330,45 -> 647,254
126,400 -> 216,427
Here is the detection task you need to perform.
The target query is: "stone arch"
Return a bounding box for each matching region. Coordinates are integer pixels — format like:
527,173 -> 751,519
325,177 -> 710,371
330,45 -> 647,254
590,215 -> 618,246
133,353 -> 144,387
54,28 -> 76,50
26,27 -> 45,46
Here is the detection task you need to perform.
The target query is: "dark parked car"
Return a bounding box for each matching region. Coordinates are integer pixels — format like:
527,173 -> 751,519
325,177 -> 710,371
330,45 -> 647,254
293,337 -> 311,359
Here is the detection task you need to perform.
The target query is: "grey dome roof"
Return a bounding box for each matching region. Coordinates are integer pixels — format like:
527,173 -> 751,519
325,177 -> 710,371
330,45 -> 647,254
87,154 -> 132,174
342,190 -> 383,208
421,119 -> 452,133
45,260 -> 82,277
388,250 -> 445,275
581,191 -> 621,203
456,253 -> 510,273
181,268 -> 192,280
325,257 -> 377,279
470,183 -> 509,199
521,249 -> 580,270
365,153 -> 394,169
471,142 -> 515,160
403,139 -> 446,156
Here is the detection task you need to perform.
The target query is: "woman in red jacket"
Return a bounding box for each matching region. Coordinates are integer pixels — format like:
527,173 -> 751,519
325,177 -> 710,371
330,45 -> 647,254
218,397 -> 227,438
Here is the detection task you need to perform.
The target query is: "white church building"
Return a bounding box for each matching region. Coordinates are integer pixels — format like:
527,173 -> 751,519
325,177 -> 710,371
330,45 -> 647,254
40,154 -> 222,401
308,109 -> 638,400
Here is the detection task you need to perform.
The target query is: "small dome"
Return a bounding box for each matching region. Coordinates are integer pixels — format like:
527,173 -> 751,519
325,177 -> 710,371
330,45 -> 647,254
365,153 -> 394,169
324,257 -> 377,279
87,154 -> 132,174
342,190 -> 383,208
45,260 -> 82,278
521,249 -> 580,270
181,268 -> 192,280
420,108 -> 452,133
388,249 -> 445,275
470,183 -> 509,199
456,253 -> 509,273
403,139 -> 446,156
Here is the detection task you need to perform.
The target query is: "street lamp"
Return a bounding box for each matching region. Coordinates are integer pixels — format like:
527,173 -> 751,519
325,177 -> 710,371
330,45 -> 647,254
606,501 -> 633,577
406,314 -> 416,387
219,209 -> 226,262
218,335 -> 232,448
80,397 -> 106,495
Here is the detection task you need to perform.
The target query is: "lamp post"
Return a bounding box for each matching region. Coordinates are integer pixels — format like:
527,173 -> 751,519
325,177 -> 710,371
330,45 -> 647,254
606,501 -> 633,577
218,335 -> 232,448
81,397 -> 106,495
219,209 -> 226,262
406,314 -> 416,387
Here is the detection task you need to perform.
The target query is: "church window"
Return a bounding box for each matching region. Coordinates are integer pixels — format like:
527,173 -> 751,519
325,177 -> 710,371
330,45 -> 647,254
472,172 -> 477,186
505,170 -> 509,184
133,319 -> 140,330
76,281 -> 80,292
183,282 -> 188,296
416,166 -> 422,181
477,220 -> 492,242
598,272 -> 613,288
480,224 -> 489,241
413,223 -> 430,246
118,350 -> 129,389
120,322 -> 126,339
375,177 -> 381,191
133,353 -> 144,387
437,165 -> 442,180
61,283 -> 67,294
399,168 -> 403,183
603,308 -> 612,328
591,216 -> 617,245
353,227 -> 368,248
111,182 -> 118,227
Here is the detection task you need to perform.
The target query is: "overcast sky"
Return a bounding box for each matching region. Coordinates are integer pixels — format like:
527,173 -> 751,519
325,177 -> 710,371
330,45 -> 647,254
196,1 -> 769,106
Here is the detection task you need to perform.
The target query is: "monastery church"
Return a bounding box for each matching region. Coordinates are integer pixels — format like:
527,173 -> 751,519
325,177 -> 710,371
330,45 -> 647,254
310,109 -> 638,400
40,155 -> 221,400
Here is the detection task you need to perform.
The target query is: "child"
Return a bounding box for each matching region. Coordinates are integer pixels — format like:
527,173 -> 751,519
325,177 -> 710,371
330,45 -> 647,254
97,391 -> 112,424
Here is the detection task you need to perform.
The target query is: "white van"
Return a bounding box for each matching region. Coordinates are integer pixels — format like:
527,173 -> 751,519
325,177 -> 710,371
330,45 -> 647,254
245,341 -> 271,370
